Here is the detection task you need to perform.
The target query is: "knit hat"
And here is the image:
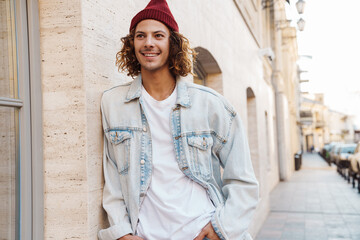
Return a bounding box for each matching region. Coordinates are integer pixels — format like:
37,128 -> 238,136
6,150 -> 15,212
130,0 -> 179,32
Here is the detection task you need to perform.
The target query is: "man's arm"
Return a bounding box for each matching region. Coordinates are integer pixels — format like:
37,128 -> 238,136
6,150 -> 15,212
98,100 -> 133,240
118,234 -> 144,240
210,114 -> 259,240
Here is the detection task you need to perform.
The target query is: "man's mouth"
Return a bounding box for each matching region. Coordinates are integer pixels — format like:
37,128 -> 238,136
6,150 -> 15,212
141,52 -> 160,57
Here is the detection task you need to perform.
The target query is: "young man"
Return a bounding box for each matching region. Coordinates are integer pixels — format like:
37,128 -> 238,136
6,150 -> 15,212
98,0 -> 259,239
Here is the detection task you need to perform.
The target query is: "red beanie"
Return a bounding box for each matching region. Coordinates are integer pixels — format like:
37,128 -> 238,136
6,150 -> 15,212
130,0 -> 179,32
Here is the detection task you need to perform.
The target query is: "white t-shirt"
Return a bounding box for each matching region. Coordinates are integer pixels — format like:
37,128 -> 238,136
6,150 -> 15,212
136,85 -> 215,240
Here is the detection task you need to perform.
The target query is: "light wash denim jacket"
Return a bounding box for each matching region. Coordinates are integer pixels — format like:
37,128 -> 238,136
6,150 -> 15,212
98,75 -> 259,240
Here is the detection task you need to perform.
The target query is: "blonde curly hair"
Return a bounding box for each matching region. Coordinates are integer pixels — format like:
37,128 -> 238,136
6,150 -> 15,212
116,28 -> 197,78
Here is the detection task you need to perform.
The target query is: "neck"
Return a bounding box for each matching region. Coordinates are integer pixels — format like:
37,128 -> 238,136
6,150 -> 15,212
141,68 -> 176,101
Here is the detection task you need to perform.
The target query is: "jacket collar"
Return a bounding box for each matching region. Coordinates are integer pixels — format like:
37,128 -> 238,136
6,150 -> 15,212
125,74 -> 191,108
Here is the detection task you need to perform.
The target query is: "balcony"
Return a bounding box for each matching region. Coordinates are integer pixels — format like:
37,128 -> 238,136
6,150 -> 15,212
300,111 -> 313,125
315,120 -> 325,128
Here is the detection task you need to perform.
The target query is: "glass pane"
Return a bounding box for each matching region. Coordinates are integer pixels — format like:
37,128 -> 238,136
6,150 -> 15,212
0,0 -> 17,99
0,106 -> 17,240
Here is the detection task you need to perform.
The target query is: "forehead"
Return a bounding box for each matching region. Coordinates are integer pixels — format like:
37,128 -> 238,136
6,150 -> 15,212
135,19 -> 170,33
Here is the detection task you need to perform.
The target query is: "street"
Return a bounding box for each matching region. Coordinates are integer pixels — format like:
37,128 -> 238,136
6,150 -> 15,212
256,153 -> 360,240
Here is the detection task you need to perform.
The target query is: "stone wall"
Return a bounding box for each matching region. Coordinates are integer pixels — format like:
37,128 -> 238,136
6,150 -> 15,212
40,0 -> 89,238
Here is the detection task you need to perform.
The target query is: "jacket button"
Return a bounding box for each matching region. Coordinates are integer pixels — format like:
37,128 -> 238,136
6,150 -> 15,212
143,126 -> 147,132
140,159 -> 145,165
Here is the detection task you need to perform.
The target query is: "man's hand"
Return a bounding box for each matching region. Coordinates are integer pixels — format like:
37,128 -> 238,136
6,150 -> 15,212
193,222 -> 221,240
118,234 -> 144,240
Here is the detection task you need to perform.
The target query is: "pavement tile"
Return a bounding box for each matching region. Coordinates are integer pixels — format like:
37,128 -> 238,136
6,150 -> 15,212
255,153 -> 360,240
305,231 -> 328,240
327,238 -> 353,240
305,219 -> 325,228
350,234 -> 360,239
327,227 -> 351,238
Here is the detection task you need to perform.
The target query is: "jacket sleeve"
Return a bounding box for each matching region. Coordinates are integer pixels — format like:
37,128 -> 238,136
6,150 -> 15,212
98,100 -> 133,240
210,113 -> 259,240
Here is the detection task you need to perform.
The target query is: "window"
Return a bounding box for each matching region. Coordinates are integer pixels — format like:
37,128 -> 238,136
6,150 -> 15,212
0,0 -> 42,239
0,1 -> 20,238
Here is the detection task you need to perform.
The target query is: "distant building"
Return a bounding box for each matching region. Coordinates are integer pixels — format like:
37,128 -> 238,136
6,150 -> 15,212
300,93 -> 356,152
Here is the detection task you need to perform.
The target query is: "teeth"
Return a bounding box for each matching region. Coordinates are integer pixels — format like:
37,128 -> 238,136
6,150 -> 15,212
144,53 -> 158,57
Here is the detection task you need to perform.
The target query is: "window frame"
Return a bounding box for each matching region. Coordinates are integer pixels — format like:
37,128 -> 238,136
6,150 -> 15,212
0,0 -> 43,239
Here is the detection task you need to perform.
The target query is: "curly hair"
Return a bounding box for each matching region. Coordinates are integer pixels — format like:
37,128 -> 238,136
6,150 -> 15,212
116,28 -> 197,78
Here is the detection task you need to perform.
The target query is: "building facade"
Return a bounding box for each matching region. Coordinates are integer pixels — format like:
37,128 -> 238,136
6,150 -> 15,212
300,93 -> 356,152
0,0 -> 301,239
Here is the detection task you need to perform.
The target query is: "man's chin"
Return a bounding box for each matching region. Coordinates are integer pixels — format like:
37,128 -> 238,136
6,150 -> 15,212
141,64 -> 168,73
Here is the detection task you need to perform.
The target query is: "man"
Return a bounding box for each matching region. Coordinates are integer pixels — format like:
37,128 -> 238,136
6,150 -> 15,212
98,0 -> 259,239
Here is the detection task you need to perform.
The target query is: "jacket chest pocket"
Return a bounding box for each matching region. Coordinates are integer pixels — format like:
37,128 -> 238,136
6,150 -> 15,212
108,130 -> 131,175
187,135 -> 213,179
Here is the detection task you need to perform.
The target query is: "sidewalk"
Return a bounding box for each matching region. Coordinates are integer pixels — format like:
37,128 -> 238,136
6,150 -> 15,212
255,153 -> 360,240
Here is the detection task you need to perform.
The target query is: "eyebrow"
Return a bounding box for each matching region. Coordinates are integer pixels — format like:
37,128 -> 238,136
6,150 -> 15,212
135,30 -> 167,35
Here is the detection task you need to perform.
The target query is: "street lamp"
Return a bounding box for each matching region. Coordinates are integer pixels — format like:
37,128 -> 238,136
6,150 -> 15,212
297,18 -> 305,31
296,0 -> 306,14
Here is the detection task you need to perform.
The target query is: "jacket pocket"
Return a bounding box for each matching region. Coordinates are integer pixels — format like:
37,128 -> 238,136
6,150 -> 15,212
187,135 -> 213,179
107,130 -> 131,175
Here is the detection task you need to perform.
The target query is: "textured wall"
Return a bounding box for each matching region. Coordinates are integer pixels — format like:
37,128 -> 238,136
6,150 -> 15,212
39,0 -> 89,239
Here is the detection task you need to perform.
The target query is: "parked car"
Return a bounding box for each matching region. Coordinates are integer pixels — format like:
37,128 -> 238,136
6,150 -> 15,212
329,143 -> 342,164
322,142 -> 338,164
322,143 -> 330,158
349,143 -> 360,188
337,143 -> 357,177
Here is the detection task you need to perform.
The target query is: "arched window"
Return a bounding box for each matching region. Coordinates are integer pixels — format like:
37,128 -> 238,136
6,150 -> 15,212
193,47 -> 223,94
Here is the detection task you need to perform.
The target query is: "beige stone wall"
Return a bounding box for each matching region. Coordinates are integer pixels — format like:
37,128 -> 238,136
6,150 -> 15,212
206,73 -> 223,95
40,0 -> 89,238
39,0 -> 287,238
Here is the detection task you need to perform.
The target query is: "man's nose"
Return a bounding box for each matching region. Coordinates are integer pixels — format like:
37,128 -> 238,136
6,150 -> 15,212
144,36 -> 154,48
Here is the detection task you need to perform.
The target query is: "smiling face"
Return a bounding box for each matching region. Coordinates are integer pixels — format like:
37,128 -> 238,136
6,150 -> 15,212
134,19 -> 171,75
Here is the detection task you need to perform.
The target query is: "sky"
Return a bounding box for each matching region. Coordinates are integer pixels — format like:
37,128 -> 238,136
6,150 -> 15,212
286,0 -> 360,127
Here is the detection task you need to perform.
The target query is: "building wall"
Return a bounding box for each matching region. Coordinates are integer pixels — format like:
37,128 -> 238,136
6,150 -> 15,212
300,95 -> 356,153
38,0 -> 288,238
40,1 -> 89,239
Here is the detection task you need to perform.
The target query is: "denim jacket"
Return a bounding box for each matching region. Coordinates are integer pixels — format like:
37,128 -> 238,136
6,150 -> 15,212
98,75 -> 259,240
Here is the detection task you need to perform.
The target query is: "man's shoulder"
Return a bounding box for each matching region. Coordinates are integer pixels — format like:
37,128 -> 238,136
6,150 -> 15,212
102,81 -> 132,100
185,82 -> 236,117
